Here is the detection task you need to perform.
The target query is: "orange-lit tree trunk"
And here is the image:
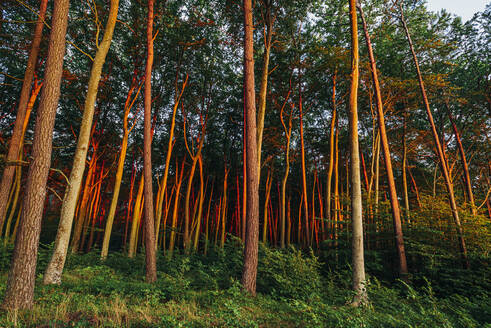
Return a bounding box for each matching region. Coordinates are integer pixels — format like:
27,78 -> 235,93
192,155 -> 205,251
183,113 -> 206,251
298,86 -> 310,246
154,76 -> 188,243
101,75 -> 142,260
128,174 -> 144,258
279,91 -> 293,248
358,2 -> 408,277
0,0 -> 48,229
220,167 -> 230,248
348,0 -> 367,306
241,0 -> 260,295
168,160 -> 185,257
2,0 -> 69,310
399,3 -> 469,269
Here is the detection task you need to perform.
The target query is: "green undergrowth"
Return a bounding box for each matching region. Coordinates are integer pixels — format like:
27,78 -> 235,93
0,238 -> 489,327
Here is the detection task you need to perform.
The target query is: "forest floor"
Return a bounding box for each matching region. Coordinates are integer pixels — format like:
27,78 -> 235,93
0,241 -> 489,327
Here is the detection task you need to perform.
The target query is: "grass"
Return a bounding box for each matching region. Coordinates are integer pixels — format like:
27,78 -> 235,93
0,238 -> 489,327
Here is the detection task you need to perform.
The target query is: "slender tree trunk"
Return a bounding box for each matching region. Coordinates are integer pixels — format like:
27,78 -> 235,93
348,0 -> 367,306
402,112 -> 410,222
2,0 -> 70,309
193,155 -> 205,250
262,168 -> 273,243
154,76 -> 188,242
445,104 -> 476,216
399,3 -> 469,269
44,0 -> 119,284
280,94 -> 293,248
358,2 -> 408,277
143,0 -> 157,283
299,88 -> 310,246
220,167 -> 229,248
71,152 -> 97,252
241,0 -> 259,295
326,73 -> 337,238
128,174 -> 144,258
0,0 -> 48,228
168,161 -> 184,257
256,2 -> 273,175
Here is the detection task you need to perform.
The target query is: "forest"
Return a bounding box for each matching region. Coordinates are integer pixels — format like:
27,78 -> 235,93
0,0 -> 490,326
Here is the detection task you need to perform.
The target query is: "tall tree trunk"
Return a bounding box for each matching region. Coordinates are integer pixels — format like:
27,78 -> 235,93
193,155 -> 205,251
154,76 -> 188,243
0,0 -> 48,228
101,78 -> 142,259
402,112 -> 410,222
358,2 -> 408,277
280,91 -> 292,248
256,1 -> 273,175
348,0 -> 367,306
143,0 -> 157,283
399,3 -> 469,269
299,88 -> 310,246
326,72 -> 337,239
241,0 -> 260,295
220,167 -> 229,248
44,0 -> 119,284
2,0 -> 70,310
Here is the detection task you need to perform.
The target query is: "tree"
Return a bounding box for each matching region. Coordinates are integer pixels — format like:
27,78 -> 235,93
241,0 -> 260,295
143,0 -> 157,283
2,0 -> 70,309
348,0 -> 367,307
44,0 -> 120,285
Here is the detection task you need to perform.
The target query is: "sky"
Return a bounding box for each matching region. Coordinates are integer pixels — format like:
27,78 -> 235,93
426,0 -> 489,21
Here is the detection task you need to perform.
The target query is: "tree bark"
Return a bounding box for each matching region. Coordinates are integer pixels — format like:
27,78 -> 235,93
2,0 -> 70,310
0,0 -> 48,228
143,0 -> 157,282
241,0 -> 259,296
44,0 -> 119,284
348,0 -> 367,306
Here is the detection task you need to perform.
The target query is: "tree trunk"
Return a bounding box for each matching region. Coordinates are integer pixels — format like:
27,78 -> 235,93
44,0 -> 119,284
2,0 -> 70,309
358,2 -> 408,277
154,76 -> 188,244
143,0 -> 157,283
280,92 -> 293,248
445,103 -> 476,216
241,0 -> 259,296
299,88 -> 310,246
348,0 -> 367,306
0,0 -> 48,228
402,112 -> 410,222
256,1 -> 273,175
399,3 -> 469,269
